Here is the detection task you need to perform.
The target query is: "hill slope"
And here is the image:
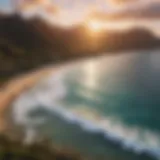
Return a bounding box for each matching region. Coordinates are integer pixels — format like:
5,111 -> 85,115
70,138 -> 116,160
0,14 -> 160,77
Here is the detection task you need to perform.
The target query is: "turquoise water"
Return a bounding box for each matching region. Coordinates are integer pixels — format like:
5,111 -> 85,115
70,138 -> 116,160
62,54 -> 160,131
13,51 -> 160,160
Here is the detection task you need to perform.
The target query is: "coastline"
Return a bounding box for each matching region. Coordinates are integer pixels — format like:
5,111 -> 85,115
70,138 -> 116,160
0,66 -> 54,133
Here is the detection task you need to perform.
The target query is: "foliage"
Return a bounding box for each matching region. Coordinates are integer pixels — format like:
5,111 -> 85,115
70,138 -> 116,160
0,135 -> 83,160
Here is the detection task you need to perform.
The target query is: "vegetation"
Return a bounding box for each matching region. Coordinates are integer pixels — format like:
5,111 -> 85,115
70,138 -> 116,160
0,14 -> 160,80
0,14 -> 159,160
0,135 -> 83,160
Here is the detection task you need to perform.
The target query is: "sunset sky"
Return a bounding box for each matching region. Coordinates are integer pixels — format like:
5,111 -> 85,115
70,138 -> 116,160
0,0 -> 160,35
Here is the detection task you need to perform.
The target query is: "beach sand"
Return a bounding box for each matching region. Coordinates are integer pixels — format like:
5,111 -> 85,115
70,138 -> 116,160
0,67 -> 54,133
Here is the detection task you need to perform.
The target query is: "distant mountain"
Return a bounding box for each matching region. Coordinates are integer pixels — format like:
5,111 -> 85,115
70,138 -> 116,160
0,14 -> 160,77
0,15 -> 54,75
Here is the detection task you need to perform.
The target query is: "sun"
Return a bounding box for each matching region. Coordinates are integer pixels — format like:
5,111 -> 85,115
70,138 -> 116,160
87,20 -> 103,33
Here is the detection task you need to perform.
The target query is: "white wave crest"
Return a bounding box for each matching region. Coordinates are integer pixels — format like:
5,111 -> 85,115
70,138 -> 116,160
12,65 -> 160,160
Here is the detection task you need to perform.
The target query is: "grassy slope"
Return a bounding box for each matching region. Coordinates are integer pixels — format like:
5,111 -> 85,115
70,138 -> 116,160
0,14 -> 159,160
0,15 -> 160,80
0,135 -> 83,160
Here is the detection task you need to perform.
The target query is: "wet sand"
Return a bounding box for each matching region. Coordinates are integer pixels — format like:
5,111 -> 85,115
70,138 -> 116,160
0,67 -> 54,132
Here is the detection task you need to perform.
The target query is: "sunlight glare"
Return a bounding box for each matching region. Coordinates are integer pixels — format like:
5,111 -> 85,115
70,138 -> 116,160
83,60 -> 97,89
87,20 -> 103,33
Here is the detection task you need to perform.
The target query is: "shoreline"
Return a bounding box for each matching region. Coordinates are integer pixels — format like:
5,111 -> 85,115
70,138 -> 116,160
0,66 -> 54,133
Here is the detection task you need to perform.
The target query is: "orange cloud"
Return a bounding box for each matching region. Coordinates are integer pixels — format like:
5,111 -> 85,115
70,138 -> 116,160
108,0 -> 160,7
19,0 -> 59,15
44,5 -> 60,15
19,0 -> 50,9
88,0 -> 160,22
108,0 -> 140,6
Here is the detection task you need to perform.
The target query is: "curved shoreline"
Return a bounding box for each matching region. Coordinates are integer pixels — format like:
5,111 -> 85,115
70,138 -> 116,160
0,66 -> 54,132
12,63 -> 160,160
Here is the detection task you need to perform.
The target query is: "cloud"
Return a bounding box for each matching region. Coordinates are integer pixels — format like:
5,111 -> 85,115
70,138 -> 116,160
16,0 -> 160,26
107,0 -> 160,12
19,0 -> 59,15
108,0 -> 140,5
89,1 -> 160,21
107,0 -> 142,9
19,0 -> 45,10
44,5 -> 59,15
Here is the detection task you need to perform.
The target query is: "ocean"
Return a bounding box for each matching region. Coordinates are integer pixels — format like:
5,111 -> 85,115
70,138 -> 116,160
12,51 -> 160,160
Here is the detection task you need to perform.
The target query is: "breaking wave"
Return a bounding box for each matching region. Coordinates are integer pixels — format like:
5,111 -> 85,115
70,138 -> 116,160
12,64 -> 160,160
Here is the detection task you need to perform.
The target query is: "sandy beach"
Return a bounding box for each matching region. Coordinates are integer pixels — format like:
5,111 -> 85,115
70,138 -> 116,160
0,66 -> 54,132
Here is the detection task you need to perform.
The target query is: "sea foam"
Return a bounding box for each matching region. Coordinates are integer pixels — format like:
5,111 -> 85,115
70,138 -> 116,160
12,64 -> 160,160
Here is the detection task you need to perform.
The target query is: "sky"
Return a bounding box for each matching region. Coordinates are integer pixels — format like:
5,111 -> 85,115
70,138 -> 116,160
0,0 -> 160,35
1,0 -> 160,19
0,0 -> 11,12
